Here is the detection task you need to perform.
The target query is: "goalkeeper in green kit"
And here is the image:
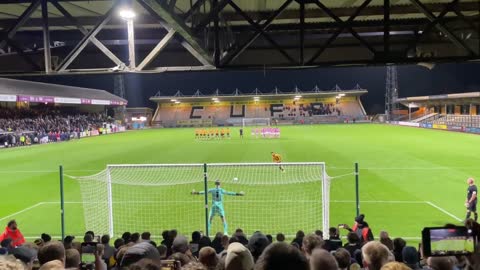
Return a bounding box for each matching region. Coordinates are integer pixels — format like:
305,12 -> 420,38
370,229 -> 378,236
192,179 -> 244,235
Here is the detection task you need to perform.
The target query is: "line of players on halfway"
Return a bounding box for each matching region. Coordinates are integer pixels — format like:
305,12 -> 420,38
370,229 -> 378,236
195,127 -> 281,140
195,128 -> 232,140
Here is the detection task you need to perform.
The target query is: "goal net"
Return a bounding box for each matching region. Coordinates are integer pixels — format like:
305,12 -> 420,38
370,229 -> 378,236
69,162 -> 329,238
242,118 -> 271,128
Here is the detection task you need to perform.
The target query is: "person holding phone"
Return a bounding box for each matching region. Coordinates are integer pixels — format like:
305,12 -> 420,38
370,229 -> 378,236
192,180 -> 244,235
342,214 -> 374,244
466,178 -> 478,222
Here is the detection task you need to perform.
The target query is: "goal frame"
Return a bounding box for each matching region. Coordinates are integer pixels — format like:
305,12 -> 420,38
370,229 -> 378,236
99,162 -> 328,237
242,118 -> 271,128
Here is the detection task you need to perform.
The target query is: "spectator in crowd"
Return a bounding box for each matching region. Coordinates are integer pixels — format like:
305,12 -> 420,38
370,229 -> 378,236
344,232 -> 362,257
1,238 -> 13,253
84,231 -> 94,243
233,229 -> 248,246
0,255 -> 26,270
190,231 -> 202,256
114,238 -> 125,249
142,232 -> 151,241
333,248 -> 351,270
170,252 -> 191,266
41,233 -> 51,244
310,248 -> 338,270
362,241 -> 391,270
402,246 -> 421,270
130,233 -> 140,243
128,258 -> 161,270
291,230 -> 305,249
427,256 -> 456,270
11,245 -> 37,269
183,262 -> 207,270
255,242 -> 308,270
265,235 -> 273,244
157,244 -> 167,260
96,244 -> 108,270
37,241 -> 66,266
219,235 -> 230,258
380,231 -> 394,251
170,235 -> 195,263
198,236 -> 212,253
39,259 -> 64,270
65,248 -> 80,269
63,235 -> 75,250
122,232 -> 131,244
211,232 -> 224,254
381,261 -> 411,270
101,234 -> 115,265
198,246 -> 218,270
315,230 -> 323,239
392,238 -> 406,262
34,238 -> 44,248
0,220 -> 25,248
302,234 -> 324,260
325,227 -> 342,251
248,232 -> 270,262
120,241 -> 161,267
345,214 -> 374,244
275,233 -> 285,242
225,242 -> 254,270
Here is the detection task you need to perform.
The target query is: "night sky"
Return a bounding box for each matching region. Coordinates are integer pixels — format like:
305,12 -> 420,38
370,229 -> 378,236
11,62 -> 480,114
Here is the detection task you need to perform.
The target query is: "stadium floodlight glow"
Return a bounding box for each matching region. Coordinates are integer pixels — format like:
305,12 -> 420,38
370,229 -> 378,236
338,93 -> 346,97
295,95 -> 302,98
174,101 -> 180,104
212,98 -> 219,101
171,99 -> 177,102
131,116 -> 147,121
119,9 -> 136,20
214,100 -> 220,103
253,96 -> 259,100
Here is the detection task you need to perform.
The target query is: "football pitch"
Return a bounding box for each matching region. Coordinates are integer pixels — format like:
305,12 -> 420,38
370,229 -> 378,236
0,124 -> 478,242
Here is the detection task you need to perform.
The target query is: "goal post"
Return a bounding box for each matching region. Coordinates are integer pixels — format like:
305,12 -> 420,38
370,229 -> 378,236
70,162 -> 329,237
242,118 -> 271,128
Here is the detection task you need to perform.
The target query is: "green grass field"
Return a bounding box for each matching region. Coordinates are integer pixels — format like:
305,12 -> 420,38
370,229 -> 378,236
0,124 -> 479,242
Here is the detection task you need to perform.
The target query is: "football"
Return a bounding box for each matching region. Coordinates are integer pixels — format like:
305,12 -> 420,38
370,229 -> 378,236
233,177 -> 239,181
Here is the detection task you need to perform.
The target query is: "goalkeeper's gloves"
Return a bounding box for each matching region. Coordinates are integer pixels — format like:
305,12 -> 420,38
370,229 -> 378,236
465,202 -> 470,208
237,191 -> 245,196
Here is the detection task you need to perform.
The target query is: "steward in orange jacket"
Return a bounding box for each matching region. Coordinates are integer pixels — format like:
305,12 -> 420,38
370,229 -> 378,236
346,214 -> 374,244
0,220 -> 25,247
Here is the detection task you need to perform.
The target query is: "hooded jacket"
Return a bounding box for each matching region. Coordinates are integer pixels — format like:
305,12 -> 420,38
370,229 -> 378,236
0,226 -> 25,247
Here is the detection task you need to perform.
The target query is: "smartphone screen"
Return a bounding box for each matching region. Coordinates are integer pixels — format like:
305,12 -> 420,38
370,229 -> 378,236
426,227 -> 474,256
81,253 -> 96,264
81,243 -> 97,264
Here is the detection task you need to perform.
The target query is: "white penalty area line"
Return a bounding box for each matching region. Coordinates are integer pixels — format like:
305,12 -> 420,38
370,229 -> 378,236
0,202 -> 45,222
425,201 -> 462,222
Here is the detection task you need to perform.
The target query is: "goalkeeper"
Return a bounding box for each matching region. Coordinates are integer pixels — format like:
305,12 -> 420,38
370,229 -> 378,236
191,180 -> 244,235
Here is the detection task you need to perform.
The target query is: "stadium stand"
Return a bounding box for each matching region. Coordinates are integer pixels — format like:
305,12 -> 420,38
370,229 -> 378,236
0,78 -> 127,148
396,92 -> 480,134
420,114 -> 480,128
150,89 -> 368,127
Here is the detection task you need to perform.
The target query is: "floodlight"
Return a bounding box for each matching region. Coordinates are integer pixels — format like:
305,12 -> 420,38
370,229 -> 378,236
119,9 -> 136,20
